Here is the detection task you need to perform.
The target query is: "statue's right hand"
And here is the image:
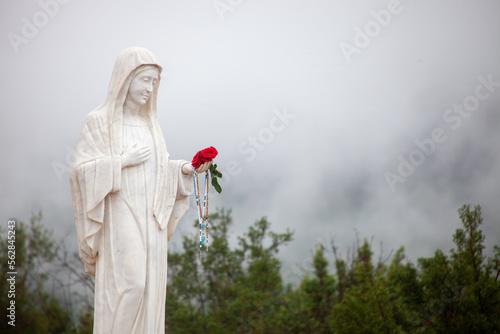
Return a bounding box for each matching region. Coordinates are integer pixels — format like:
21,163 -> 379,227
121,144 -> 151,168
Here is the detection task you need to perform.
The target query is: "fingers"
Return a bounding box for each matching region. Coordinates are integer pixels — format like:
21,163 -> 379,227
137,146 -> 151,155
196,161 -> 212,173
199,162 -> 208,173
137,146 -> 151,162
124,145 -> 151,165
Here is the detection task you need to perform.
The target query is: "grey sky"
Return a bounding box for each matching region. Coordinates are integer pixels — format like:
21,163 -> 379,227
1,0 -> 499,279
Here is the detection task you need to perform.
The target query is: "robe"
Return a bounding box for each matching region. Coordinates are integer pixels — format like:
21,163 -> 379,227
70,47 -> 193,333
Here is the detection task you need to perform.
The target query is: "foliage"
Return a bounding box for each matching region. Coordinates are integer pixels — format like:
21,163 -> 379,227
1,204 -> 499,333
414,205 -> 500,333
166,208 -> 293,333
0,212 -> 75,333
167,205 -> 499,333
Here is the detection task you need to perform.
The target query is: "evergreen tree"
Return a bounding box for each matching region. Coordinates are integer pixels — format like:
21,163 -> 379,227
416,205 -> 500,333
330,239 -> 399,334
166,208 -> 293,333
386,247 -> 424,333
0,212 -> 75,333
300,244 -> 336,333
2,204 -> 498,333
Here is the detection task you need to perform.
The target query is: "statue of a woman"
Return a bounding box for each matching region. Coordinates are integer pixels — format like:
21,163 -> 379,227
70,47 -> 210,333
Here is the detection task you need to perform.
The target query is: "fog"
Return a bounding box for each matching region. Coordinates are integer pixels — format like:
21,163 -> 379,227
1,0 -> 499,278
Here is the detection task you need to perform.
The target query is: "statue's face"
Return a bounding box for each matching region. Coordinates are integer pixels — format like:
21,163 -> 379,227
127,68 -> 159,106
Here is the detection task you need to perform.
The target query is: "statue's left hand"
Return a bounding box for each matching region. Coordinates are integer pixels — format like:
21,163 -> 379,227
182,161 -> 212,175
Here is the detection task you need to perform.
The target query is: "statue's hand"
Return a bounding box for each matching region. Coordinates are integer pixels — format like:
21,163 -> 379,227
121,144 -> 151,168
182,161 -> 212,175
197,161 -> 212,173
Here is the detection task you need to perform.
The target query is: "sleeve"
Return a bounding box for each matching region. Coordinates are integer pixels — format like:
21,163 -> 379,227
177,160 -> 194,197
70,116 -> 122,277
166,160 -> 194,241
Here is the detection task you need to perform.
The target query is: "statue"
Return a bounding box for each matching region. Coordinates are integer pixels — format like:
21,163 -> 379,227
70,47 -> 211,333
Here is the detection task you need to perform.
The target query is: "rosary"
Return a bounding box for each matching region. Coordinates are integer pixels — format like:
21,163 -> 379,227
193,170 -> 209,260
190,146 -> 222,260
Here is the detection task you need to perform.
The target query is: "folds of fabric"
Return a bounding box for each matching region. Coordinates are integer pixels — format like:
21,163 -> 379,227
70,47 -> 193,333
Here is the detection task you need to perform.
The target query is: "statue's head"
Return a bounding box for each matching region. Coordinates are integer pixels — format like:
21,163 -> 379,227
99,47 -> 162,113
125,65 -> 160,107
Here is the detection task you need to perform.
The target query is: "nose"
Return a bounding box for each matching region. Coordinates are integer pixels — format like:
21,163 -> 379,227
146,83 -> 153,93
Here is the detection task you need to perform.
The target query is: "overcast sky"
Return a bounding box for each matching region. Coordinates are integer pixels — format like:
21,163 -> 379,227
1,0 -> 499,280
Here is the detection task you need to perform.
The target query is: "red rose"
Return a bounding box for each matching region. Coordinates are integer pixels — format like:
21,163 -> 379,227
191,146 -> 218,168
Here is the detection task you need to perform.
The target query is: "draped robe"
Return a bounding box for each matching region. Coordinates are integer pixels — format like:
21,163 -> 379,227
70,47 -> 193,333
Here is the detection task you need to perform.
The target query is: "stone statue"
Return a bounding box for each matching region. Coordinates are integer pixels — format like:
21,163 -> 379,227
70,47 -> 210,333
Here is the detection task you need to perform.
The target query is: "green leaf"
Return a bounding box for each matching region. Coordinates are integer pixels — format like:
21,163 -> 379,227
210,163 -> 223,193
212,178 -> 222,193
210,164 -> 223,178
